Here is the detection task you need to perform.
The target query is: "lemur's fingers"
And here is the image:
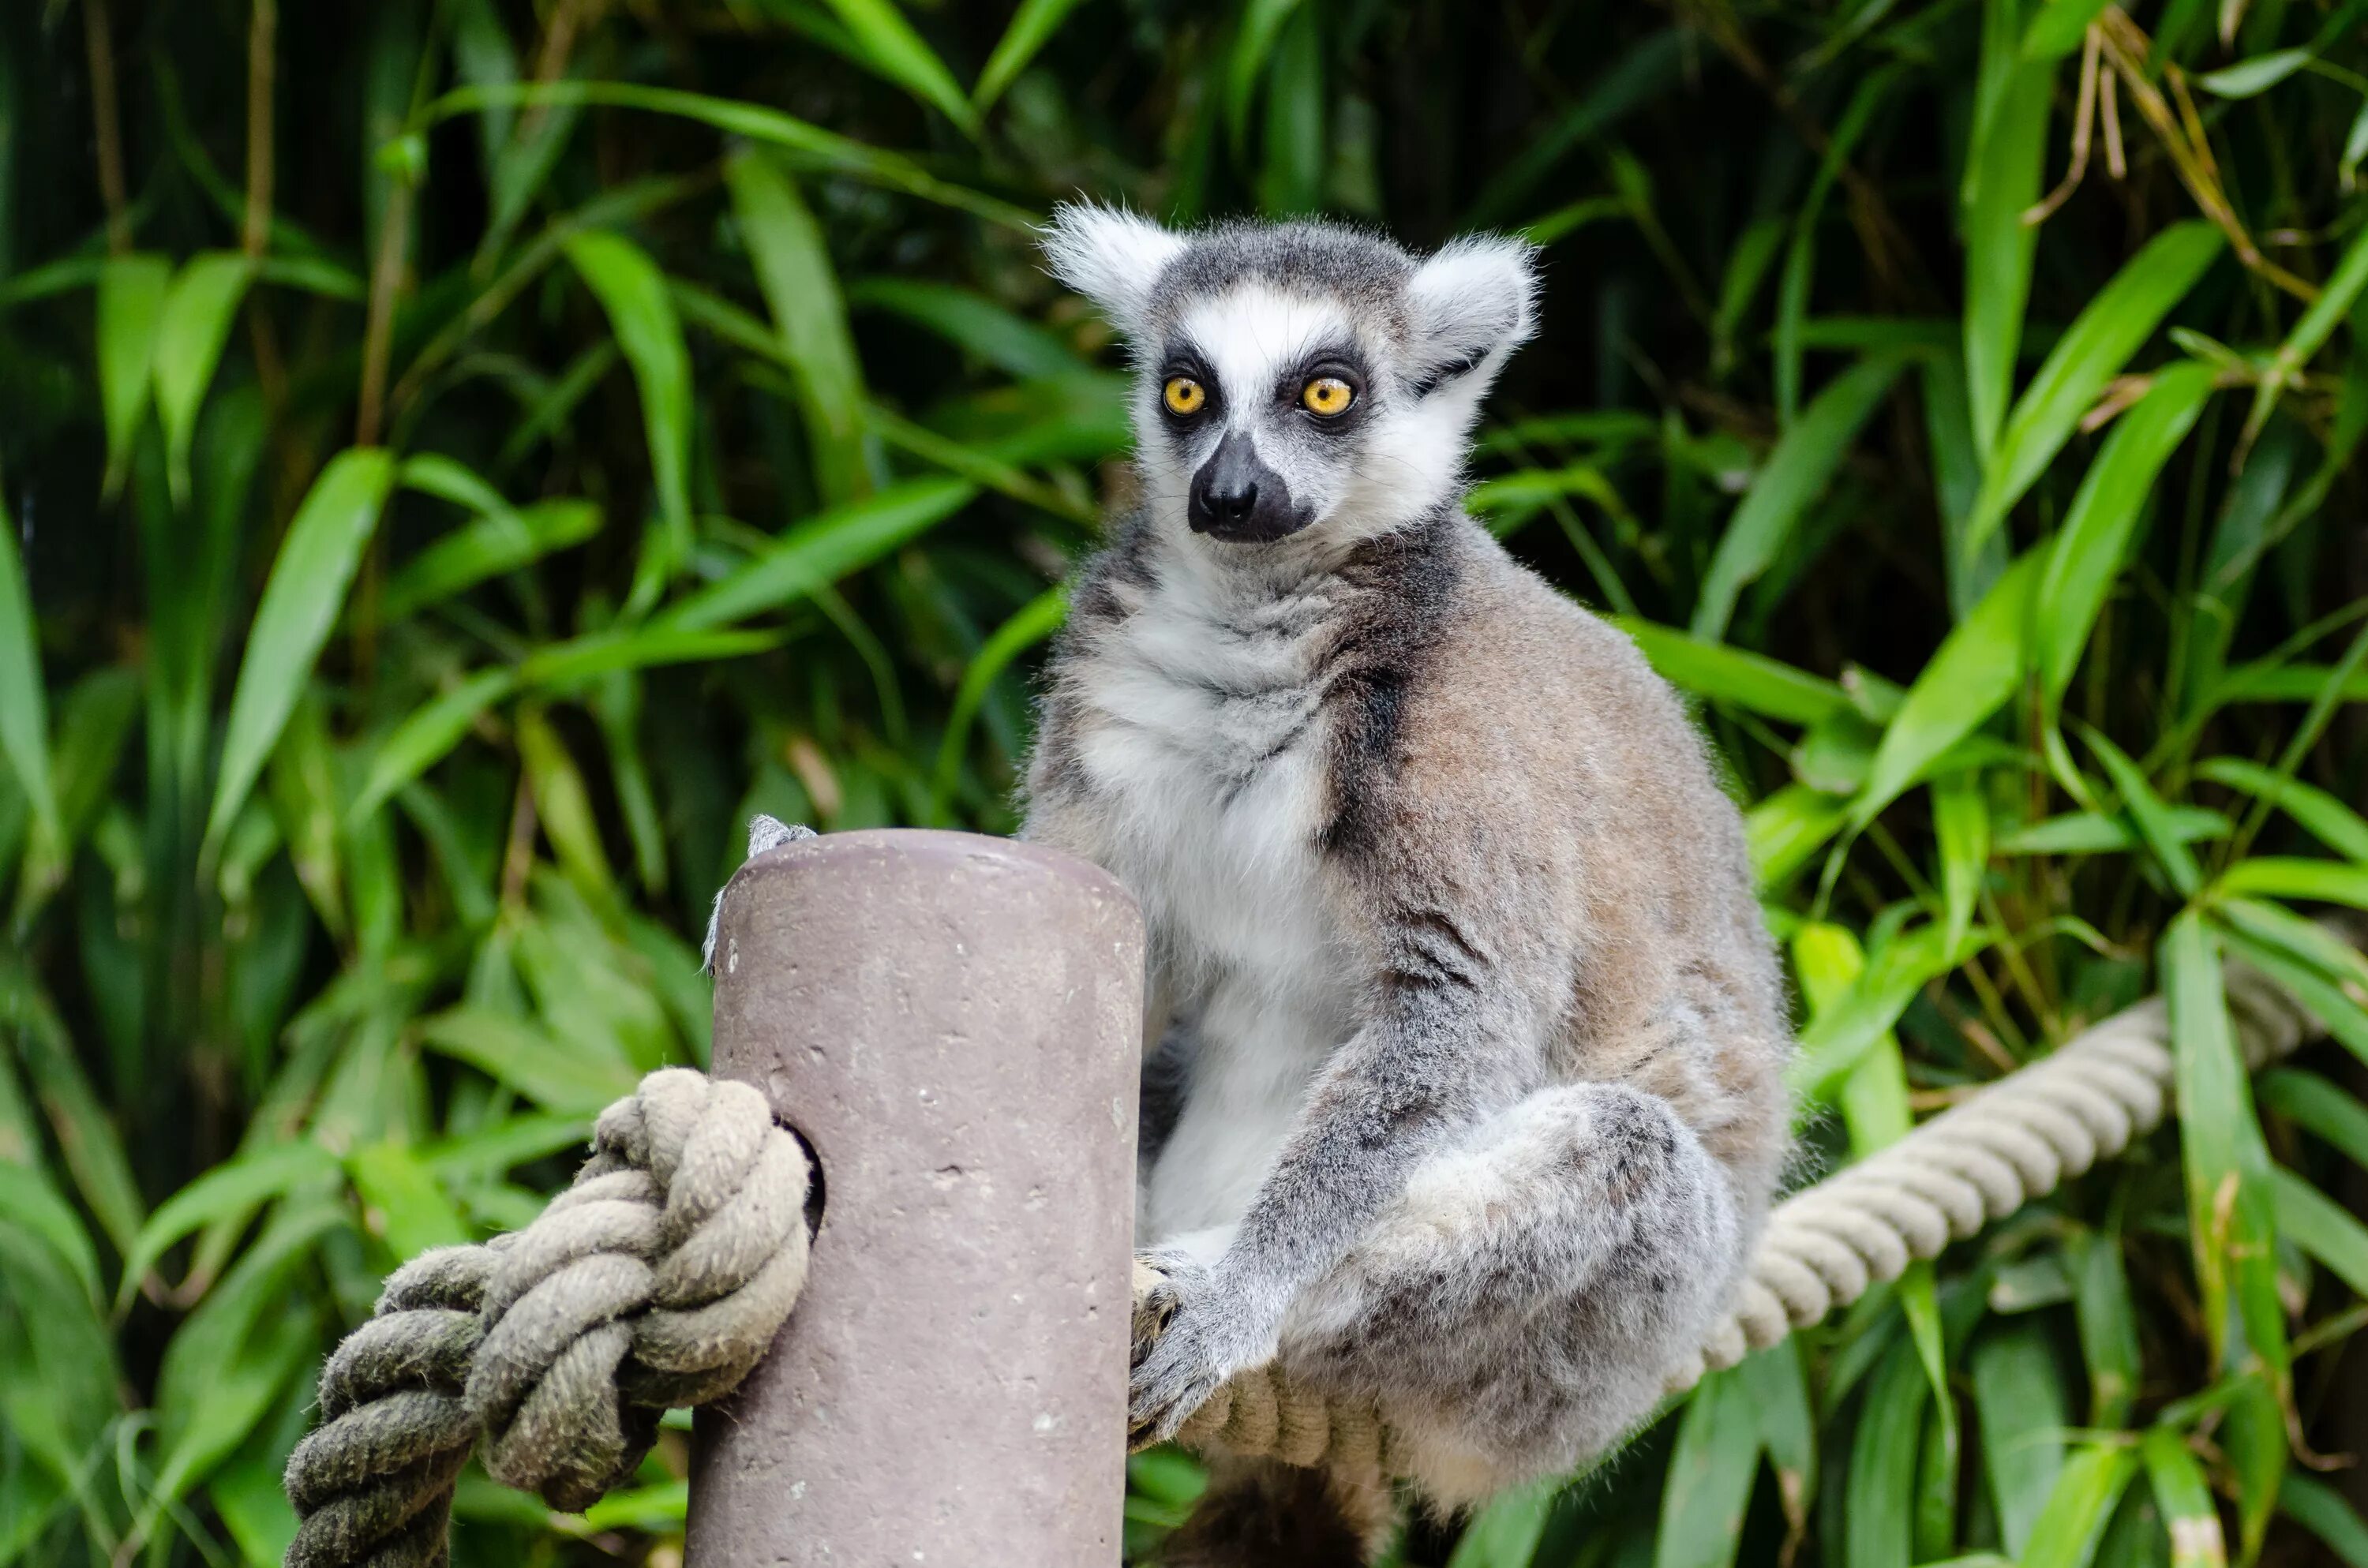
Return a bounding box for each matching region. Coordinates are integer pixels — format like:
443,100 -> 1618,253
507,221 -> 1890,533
1126,1267 -> 1242,1445
1130,1258 -> 1179,1364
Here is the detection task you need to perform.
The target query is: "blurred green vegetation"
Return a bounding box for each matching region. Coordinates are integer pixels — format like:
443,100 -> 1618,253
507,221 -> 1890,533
6,0 -> 2368,1563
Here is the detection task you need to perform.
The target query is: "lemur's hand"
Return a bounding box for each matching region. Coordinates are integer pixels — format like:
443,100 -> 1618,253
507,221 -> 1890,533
1129,1250 -> 1267,1447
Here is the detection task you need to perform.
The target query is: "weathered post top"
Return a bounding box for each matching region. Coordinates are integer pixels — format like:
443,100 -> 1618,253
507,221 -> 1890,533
688,829 -> 1144,1566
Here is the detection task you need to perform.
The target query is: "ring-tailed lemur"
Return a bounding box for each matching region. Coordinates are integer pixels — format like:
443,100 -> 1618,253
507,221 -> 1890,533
1021,208 -> 1792,1558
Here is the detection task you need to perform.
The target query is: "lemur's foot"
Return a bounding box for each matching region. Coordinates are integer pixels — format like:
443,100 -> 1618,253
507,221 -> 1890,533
1128,1249 -> 1263,1447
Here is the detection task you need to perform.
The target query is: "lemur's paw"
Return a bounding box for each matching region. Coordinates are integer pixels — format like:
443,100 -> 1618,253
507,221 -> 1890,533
1130,1250 -> 1196,1362
1127,1252 -> 1259,1446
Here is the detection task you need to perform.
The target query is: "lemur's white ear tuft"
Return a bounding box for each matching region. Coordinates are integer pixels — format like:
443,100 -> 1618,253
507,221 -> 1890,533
1407,234 -> 1540,394
1040,201 -> 1186,336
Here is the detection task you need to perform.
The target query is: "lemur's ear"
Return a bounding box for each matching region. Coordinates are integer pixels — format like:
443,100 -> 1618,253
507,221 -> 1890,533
1406,234 -> 1540,395
1041,201 -> 1186,338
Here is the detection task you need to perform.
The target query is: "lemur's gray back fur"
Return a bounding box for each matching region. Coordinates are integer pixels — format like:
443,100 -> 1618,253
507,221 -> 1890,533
1023,205 -> 1793,1559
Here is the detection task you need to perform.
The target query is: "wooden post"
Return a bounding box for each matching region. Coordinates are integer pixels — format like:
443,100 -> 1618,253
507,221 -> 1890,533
688,829 -> 1144,1566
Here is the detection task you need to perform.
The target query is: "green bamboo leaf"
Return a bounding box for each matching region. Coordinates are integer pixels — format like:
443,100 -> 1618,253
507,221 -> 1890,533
2161,911 -> 2287,1377
1792,920 -> 1984,1100
660,476 -> 976,632
2033,361 -> 2218,698
1925,351 -> 2000,617
1656,1365 -> 1761,1568
204,1378 -> 311,1566
2214,900 -> 2368,1044
1469,462 -> 1627,521
152,252 -> 257,505
1934,773 -> 1990,956
96,254 -> 170,498
1962,59 -> 2051,458
847,277 -> 1088,380
514,709 -> 620,910
1693,352 -> 1909,638
114,1140 -> 343,1313
974,0 -> 1094,109
2084,728 -> 2203,896
2022,0 -> 2115,58
1774,72 -> 1898,423
519,626 -> 781,687
1226,0 -> 1308,152
417,1007 -> 639,1114
2257,1068 -> 2368,1167
1996,806 -> 2230,855
0,253 -> 109,308
562,231 -> 693,582
2245,220 -> 2368,442
347,1141 -> 472,1259
2284,1473 -> 2368,1567
1,965 -> 145,1259
9,667 -> 140,930
1614,619 -> 1849,726
0,1165 -> 101,1309
2198,48 -> 2310,96
1746,784 -> 1853,891
152,1203 -> 343,1509
1795,922 -> 1913,1150
0,1219 -> 119,1480
580,1480 -> 691,1532
2215,855 -> 2368,909
819,0 -> 980,134
1852,548 -> 2045,828
1444,1475 -> 1557,1568
2067,1224 -> 2140,1427
0,496 -> 56,847
2269,1165 -> 2368,1296
420,1113 -> 593,1182
421,81 -> 1036,230
931,586 -> 1068,818
347,669 -> 519,825
1972,1321 -> 2070,1557
1848,1339 -> 1929,1568
1963,223 -> 2227,562
2020,1445 -> 2139,1568
382,499 -> 602,622
2141,1428 -> 2227,1568
396,451 -> 514,517
204,447 -> 398,852
2197,757 -> 2368,863
727,150 -> 871,503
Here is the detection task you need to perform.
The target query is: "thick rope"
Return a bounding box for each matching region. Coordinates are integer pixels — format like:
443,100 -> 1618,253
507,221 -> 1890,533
1154,952 -> 2332,1472
285,1068 -> 811,1568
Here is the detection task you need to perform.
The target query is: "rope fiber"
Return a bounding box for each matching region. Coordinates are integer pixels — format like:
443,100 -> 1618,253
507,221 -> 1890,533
285,1068 -> 812,1568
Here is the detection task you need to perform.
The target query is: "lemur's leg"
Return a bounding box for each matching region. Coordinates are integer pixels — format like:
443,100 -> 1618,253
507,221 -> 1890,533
1130,983 -> 1538,1443
1280,1081 -> 1741,1495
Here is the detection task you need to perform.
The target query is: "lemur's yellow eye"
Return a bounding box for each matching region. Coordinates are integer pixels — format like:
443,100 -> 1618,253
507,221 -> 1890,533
1163,376 -> 1207,415
1302,376 -> 1354,417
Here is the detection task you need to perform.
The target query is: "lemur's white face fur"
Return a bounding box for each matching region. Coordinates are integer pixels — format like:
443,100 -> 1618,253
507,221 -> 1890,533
1043,205 -> 1538,550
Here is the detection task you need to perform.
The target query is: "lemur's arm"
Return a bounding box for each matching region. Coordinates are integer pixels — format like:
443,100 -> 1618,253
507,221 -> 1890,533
1130,885 -> 1551,1442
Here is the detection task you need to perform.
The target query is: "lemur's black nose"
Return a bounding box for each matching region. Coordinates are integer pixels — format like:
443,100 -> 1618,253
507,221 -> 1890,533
1189,430 -> 1308,543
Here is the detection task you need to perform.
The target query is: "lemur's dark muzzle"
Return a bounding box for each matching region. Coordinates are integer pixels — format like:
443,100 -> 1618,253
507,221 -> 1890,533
1190,431 -> 1311,543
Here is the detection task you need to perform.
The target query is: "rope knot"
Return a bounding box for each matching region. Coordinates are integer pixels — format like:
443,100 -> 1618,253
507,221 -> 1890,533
287,1070 -> 812,1567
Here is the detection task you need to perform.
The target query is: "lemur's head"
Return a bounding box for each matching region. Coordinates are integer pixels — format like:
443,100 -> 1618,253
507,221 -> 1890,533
1043,206 -> 1538,549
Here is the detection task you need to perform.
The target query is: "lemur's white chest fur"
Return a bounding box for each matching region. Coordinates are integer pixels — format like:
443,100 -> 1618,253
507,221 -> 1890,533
1065,553 -> 1362,1255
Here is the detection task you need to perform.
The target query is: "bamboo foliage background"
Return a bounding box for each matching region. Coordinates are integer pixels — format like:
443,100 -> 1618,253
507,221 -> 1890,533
6,0 -> 2368,1562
